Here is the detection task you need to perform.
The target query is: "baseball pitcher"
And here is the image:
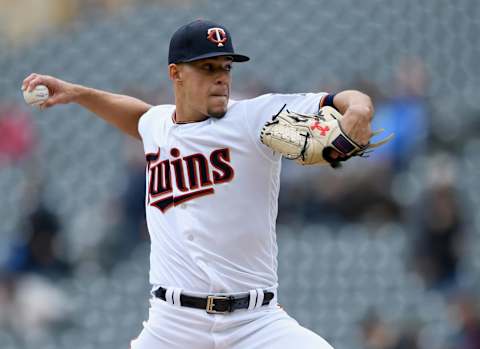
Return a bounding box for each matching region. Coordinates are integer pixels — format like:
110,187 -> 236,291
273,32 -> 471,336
22,19 -> 391,349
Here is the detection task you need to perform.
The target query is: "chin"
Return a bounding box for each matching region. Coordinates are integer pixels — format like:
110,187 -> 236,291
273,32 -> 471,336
208,106 -> 228,119
209,111 -> 227,119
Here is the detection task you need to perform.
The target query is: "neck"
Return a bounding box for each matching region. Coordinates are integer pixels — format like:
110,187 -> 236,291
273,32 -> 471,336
174,106 -> 208,123
174,94 -> 208,123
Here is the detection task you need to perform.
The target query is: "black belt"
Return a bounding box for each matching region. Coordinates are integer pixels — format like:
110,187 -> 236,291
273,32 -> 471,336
154,287 -> 274,314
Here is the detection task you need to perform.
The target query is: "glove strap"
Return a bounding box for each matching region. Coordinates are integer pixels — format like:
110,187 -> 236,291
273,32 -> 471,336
331,134 -> 358,154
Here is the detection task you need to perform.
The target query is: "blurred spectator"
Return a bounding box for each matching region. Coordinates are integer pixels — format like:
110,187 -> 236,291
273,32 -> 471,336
370,57 -> 430,170
4,204 -> 71,278
0,203 -> 72,339
119,137 -> 148,244
411,157 -> 465,292
0,103 -> 36,168
97,127 -> 148,269
360,310 -> 421,349
447,292 -> 480,349
278,160 -> 402,225
360,309 -> 396,349
0,274 -> 73,341
391,325 -> 420,349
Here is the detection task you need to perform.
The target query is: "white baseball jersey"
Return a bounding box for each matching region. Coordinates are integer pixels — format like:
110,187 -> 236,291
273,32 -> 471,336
138,92 -> 326,294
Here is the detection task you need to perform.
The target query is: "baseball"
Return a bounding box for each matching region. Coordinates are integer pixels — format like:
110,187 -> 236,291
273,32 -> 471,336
23,84 -> 50,105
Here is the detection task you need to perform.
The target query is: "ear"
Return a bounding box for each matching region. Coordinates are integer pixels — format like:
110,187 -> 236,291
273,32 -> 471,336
169,64 -> 182,82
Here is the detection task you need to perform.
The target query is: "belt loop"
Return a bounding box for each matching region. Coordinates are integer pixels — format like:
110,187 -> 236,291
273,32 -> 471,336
172,288 -> 183,307
165,287 -> 175,305
255,288 -> 264,309
248,290 -> 257,310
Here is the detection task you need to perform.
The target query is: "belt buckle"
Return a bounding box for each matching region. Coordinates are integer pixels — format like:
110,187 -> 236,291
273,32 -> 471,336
206,295 -> 230,314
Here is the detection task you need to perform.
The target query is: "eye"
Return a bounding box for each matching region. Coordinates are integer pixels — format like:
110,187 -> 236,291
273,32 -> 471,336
203,64 -> 213,71
224,64 -> 232,72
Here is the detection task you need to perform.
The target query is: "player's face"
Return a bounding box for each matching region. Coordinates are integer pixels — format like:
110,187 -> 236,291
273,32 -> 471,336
180,57 -> 233,119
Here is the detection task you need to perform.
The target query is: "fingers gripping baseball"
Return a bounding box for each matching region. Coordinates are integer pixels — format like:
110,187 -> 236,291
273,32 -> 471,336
22,73 -> 75,108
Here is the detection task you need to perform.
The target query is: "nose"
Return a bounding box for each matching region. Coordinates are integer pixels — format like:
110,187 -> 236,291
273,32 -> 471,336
215,71 -> 229,85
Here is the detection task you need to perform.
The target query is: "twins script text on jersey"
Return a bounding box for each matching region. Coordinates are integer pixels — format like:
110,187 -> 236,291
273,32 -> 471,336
147,147 -> 234,212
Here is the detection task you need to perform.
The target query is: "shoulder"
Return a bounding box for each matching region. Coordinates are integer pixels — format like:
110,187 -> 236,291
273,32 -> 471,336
138,104 -> 175,141
139,104 -> 174,127
233,93 -> 322,109
225,94 -> 281,115
230,93 -> 278,107
222,94 -> 303,124
142,104 -> 175,120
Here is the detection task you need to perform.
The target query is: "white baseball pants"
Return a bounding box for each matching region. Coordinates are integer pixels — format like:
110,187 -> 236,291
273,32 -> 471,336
130,290 -> 334,349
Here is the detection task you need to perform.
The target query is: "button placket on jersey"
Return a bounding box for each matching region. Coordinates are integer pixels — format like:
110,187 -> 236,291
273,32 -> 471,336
168,125 -> 195,241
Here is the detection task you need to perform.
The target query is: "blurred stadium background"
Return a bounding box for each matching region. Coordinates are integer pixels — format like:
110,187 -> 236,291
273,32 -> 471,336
1,0 -> 479,348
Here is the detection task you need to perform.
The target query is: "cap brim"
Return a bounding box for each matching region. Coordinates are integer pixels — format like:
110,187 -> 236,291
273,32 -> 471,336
180,52 -> 250,63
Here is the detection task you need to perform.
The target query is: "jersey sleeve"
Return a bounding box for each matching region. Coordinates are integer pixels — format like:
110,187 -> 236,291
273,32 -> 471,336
137,105 -> 173,155
242,92 -> 327,161
138,106 -> 156,140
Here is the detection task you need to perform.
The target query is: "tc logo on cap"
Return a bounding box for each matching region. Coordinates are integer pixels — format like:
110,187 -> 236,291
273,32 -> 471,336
207,28 -> 227,47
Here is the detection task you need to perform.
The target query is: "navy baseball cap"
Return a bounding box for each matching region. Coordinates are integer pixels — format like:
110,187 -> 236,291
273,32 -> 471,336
168,19 -> 250,64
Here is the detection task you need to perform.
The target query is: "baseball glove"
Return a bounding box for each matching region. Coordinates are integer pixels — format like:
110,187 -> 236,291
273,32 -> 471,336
260,106 -> 393,168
